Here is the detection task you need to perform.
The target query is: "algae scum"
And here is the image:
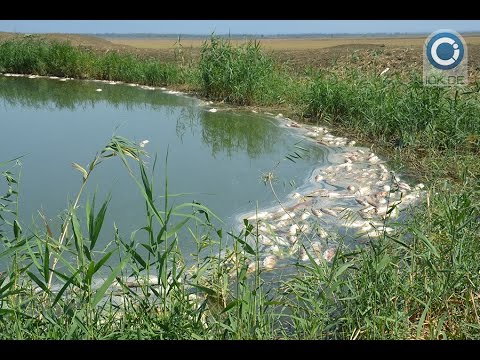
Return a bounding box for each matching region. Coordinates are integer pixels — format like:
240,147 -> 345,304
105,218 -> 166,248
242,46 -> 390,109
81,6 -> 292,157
0,73 -> 424,271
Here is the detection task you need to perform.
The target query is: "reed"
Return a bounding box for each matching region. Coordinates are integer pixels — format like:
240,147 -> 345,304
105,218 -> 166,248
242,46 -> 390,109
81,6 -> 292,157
1,35 -> 479,339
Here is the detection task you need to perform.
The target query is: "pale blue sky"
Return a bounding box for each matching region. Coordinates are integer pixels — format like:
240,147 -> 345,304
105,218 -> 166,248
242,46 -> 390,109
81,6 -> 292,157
0,20 -> 479,35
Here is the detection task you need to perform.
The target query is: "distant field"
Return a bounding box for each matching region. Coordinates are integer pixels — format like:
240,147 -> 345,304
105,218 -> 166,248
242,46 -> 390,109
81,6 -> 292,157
107,36 -> 480,50
1,32 -> 478,73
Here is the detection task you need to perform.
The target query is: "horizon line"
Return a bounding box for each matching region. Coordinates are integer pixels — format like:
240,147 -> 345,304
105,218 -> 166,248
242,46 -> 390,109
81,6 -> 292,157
2,30 -> 480,37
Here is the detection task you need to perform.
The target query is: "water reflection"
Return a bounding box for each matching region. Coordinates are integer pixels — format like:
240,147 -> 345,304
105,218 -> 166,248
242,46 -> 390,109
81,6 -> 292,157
199,111 -> 280,159
0,76 -> 285,160
0,76 -> 193,111
0,75 -> 327,258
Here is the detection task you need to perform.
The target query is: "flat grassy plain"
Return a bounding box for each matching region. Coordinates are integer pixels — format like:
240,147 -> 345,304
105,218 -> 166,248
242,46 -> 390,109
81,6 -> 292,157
0,33 -> 479,339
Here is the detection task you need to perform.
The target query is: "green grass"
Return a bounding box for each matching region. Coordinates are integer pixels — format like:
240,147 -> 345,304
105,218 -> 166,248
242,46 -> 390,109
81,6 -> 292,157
299,70 -> 480,154
0,35 -> 479,339
198,36 -> 275,105
0,38 -> 186,86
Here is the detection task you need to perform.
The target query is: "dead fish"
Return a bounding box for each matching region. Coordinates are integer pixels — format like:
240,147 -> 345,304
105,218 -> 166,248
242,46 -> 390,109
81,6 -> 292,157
356,186 -> 371,196
367,227 -> 394,237
246,212 -> 271,221
288,235 -> 298,244
258,234 -> 274,246
321,208 -> 338,217
358,211 -> 373,220
258,225 -> 268,233
289,224 -> 300,235
317,227 -> 329,239
274,236 -> 290,247
139,139 -> 150,148
375,205 -> 389,216
270,245 -> 281,255
278,211 -> 296,221
404,193 -> 419,201
361,205 -> 376,213
323,248 -> 336,262
308,189 -> 330,197
124,275 -> 159,288
414,183 -> 425,190
300,223 -> 310,233
380,67 -> 390,76
301,212 -> 311,220
305,131 -> 319,138
355,197 -> 369,207
276,220 -> 287,228
312,242 -> 323,257
260,223 -> 277,231
383,206 -> 399,219
360,223 -> 373,232
337,162 -> 352,169
311,208 -> 323,218
343,220 -> 368,228
374,190 -> 388,199
292,192 -> 302,199
263,255 -> 277,270
359,211 -> 374,220
299,248 -> 309,262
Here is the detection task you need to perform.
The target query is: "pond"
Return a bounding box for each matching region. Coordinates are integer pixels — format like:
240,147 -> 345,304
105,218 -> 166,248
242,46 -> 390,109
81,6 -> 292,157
0,75 -> 329,261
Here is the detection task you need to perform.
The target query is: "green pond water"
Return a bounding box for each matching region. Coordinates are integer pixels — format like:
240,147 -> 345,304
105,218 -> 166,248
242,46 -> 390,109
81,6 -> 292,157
0,75 -> 329,260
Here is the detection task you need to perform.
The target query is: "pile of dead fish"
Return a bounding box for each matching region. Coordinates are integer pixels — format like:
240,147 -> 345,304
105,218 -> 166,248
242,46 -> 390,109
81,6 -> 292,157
237,115 -> 425,273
